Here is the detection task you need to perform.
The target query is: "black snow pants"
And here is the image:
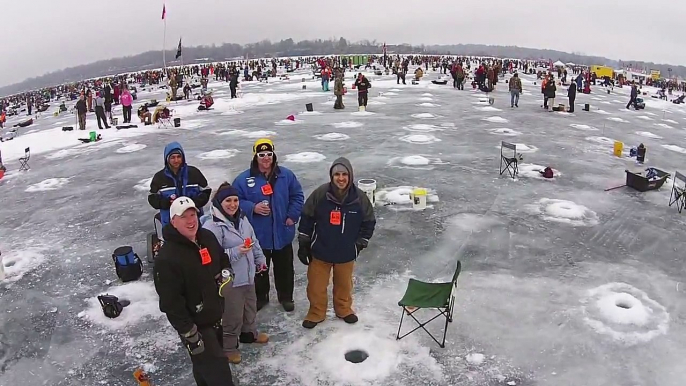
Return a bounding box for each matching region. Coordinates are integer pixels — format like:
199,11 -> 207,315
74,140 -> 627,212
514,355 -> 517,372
187,325 -> 235,386
255,244 -> 294,309
358,92 -> 368,107
95,107 -> 109,129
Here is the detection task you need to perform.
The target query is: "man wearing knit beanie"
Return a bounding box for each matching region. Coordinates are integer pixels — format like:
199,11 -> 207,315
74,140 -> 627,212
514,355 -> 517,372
297,157 -> 376,329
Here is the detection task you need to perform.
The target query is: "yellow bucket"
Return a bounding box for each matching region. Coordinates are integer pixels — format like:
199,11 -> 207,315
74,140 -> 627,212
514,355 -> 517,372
613,141 -> 623,157
411,188 -> 428,209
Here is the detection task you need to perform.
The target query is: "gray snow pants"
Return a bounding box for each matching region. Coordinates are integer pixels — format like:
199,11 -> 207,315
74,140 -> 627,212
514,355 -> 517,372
221,283 -> 258,354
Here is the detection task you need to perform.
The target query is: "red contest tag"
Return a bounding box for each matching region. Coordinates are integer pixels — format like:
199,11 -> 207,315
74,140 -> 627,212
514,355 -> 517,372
330,210 -> 341,225
199,248 -> 212,265
261,183 -> 273,196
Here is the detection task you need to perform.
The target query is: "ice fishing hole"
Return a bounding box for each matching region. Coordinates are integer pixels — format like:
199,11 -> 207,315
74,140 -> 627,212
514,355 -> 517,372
344,349 -> 369,363
616,300 -> 633,309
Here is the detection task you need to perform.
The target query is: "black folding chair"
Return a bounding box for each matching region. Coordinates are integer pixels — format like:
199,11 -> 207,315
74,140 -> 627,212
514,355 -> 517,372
19,147 -> 30,171
396,261 -> 461,348
499,141 -> 518,179
669,171 -> 686,213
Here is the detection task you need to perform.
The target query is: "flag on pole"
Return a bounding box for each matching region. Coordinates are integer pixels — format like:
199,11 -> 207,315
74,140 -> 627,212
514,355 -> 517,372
175,38 -> 182,59
162,4 -> 166,20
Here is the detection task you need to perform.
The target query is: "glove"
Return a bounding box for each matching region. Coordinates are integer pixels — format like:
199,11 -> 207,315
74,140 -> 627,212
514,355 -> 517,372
182,325 -> 205,355
355,238 -> 369,255
297,234 -> 312,265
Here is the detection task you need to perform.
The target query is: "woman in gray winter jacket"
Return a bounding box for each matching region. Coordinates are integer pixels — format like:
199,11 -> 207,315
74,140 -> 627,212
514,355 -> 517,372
202,182 -> 269,364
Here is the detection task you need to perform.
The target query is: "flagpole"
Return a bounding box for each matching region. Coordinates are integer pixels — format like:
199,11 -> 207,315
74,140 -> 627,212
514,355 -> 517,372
163,18 -> 167,72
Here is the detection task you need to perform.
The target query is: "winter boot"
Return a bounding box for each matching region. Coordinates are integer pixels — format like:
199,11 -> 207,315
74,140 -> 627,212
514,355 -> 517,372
225,352 -> 241,364
341,314 -> 358,324
239,332 -> 269,344
302,320 -> 319,329
281,300 -> 295,312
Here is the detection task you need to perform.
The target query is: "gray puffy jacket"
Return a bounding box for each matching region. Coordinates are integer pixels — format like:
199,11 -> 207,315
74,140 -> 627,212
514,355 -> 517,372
202,206 -> 267,287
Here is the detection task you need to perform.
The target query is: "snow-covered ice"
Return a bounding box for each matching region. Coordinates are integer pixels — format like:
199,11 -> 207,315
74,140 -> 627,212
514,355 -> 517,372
483,116 -> 508,123
607,117 -> 629,123
416,103 -> 440,107
331,121 -> 363,129
518,163 -> 561,180
570,124 -> 598,131
580,283 -> 669,346
661,144 -> 686,154
488,128 -> 521,136
399,134 -> 441,144
386,155 -> 447,170
635,131 -> 663,139
477,106 -> 502,112
283,152 -> 327,163
115,143 -> 147,153
2,67 -> 686,386
196,149 -> 240,160
404,124 -> 442,132
375,186 -> 439,210
585,136 -> 616,145
655,123 -> 673,129
80,281 -> 164,330
411,113 -> 439,119
314,133 -> 350,141
25,177 -> 70,192
527,198 -> 599,226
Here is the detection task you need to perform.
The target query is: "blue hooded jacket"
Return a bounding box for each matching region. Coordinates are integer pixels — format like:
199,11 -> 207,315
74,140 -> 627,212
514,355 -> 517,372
148,142 -> 211,227
232,162 -> 304,250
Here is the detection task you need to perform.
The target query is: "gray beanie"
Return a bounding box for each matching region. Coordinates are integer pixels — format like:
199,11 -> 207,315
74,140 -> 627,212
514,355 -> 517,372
331,163 -> 349,176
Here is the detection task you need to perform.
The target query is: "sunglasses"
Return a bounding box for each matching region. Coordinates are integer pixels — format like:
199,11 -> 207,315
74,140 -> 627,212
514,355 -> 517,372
257,152 -> 274,158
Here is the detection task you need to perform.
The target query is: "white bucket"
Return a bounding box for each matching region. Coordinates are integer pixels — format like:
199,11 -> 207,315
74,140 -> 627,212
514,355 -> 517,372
410,187 -> 428,210
359,105 -> 366,112
357,179 -> 377,205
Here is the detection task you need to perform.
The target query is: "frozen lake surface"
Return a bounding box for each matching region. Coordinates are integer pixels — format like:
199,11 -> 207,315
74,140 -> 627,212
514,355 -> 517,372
1,67 -> 686,386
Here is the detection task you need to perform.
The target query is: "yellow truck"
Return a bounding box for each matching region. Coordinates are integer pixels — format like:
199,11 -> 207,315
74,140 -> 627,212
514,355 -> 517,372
591,65 -> 614,79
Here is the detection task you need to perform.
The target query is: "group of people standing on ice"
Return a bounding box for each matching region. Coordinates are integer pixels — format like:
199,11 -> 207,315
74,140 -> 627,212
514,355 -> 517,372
148,138 -> 376,385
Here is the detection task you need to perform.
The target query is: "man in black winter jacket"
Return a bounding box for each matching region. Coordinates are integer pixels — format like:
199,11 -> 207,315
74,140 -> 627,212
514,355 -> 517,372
154,197 -> 236,386
353,73 -> 371,108
297,157 -> 376,329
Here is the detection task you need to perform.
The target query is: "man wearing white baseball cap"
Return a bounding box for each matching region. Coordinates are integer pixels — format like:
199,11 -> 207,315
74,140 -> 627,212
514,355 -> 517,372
154,196 -> 237,386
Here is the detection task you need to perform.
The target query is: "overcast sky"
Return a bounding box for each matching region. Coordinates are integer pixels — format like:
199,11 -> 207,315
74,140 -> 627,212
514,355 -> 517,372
0,0 -> 683,87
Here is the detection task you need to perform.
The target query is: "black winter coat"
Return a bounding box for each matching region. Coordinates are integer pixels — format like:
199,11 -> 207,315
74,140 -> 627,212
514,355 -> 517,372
568,83 -> 577,99
354,77 -> 371,93
153,226 -> 230,335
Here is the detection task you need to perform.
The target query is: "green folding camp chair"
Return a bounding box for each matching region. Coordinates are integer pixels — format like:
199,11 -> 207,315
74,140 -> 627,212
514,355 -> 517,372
396,260 -> 461,348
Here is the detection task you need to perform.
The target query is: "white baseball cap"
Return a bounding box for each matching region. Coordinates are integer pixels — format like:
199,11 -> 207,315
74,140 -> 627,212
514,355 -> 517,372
170,196 -> 198,219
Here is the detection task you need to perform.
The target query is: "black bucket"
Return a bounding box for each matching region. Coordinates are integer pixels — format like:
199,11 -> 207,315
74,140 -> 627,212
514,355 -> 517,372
306,103 -> 313,112
174,118 -> 181,127
584,103 -> 590,111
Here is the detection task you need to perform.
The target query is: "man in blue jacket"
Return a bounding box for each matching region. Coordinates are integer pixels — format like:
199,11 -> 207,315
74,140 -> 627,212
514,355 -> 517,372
297,157 -> 376,329
149,142 -> 212,242
232,138 -> 304,312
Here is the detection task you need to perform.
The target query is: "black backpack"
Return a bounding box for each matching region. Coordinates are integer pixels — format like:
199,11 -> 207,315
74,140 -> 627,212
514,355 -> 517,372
112,246 -> 142,282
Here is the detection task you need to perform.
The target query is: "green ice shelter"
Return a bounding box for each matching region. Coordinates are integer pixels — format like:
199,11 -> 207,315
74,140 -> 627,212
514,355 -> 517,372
350,55 -> 367,66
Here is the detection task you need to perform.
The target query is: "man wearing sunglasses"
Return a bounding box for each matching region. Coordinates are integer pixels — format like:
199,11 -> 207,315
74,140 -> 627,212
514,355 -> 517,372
232,138 -> 304,312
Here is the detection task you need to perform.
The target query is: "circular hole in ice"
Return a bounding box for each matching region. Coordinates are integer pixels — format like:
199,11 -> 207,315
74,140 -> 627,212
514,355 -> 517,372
344,349 -> 369,364
284,152 -> 327,163
488,128 -> 521,136
411,113 -> 438,119
399,134 -> 441,144
404,124 -> 440,132
314,133 -> 350,141
482,116 -> 508,123
331,121 -> 363,129
197,149 -> 240,160
616,299 -> 633,309
570,124 -> 598,131
116,144 -> 147,153
401,155 -> 430,165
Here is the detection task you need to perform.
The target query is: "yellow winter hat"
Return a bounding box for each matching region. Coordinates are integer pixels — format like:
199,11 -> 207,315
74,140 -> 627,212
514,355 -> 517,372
252,138 -> 274,155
